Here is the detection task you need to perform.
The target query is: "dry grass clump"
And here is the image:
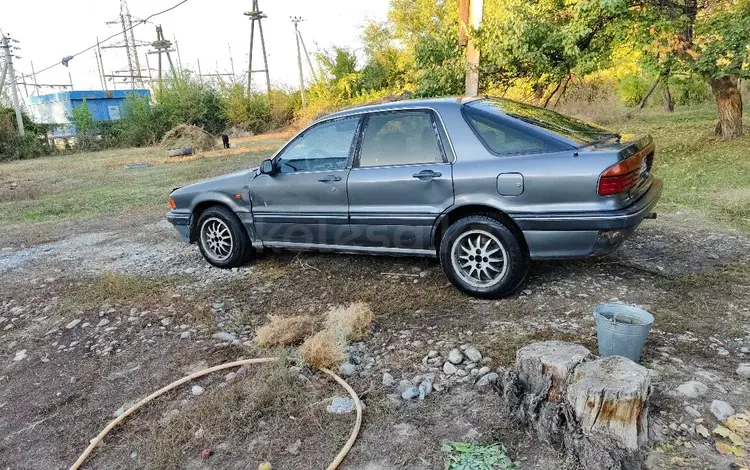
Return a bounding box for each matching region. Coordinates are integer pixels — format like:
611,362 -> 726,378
299,302 -> 373,369
324,302 -> 373,341
160,124 -> 216,151
299,329 -> 347,370
254,315 -> 317,347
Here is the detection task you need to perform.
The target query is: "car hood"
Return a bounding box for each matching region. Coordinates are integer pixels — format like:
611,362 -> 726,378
171,168 -> 257,196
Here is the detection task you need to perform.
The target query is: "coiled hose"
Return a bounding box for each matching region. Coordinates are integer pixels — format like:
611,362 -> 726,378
69,357 -> 362,470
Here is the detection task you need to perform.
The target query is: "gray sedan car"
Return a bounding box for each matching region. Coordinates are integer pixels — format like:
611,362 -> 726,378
167,97 -> 661,298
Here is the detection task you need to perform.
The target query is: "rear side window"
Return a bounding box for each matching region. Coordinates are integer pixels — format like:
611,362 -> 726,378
463,107 -> 572,155
358,111 -> 442,167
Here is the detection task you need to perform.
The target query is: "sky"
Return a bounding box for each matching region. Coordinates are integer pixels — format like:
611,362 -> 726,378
1,0 -> 389,97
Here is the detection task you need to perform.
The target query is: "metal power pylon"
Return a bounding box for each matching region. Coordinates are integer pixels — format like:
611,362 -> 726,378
244,0 -> 271,96
104,0 -> 149,89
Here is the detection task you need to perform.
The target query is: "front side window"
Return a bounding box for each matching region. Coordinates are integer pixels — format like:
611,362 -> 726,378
358,111 -> 442,167
464,107 -> 572,155
276,117 -> 359,173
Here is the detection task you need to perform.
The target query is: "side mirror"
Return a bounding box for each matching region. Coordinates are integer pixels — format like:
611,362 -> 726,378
259,159 -> 275,175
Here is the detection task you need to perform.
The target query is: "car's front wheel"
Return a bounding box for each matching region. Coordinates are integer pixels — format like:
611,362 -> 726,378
439,215 -> 529,298
196,206 -> 251,268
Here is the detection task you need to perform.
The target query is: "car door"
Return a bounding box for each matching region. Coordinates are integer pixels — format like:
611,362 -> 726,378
250,115 -> 361,245
347,109 -> 454,250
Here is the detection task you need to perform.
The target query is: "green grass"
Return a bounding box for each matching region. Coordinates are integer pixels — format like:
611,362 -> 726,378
0,137 -> 284,243
613,106 -> 750,231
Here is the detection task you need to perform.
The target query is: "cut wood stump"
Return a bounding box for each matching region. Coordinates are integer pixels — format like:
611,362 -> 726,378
499,341 -> 651,470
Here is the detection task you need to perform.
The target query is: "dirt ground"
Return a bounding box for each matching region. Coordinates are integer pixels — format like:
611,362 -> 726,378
1,208 -> 750,470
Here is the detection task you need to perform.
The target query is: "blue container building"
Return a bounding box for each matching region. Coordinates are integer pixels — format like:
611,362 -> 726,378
26,89 -> 151,137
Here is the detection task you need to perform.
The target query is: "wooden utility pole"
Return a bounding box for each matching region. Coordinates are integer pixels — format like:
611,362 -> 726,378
148,25 -> 177,90
96,38 -> 108,91
461,0 -> 483,96
291,16 -> 306,107
244,0 -> 271,96
1,35 -> 24,136
296,27 -> 317,82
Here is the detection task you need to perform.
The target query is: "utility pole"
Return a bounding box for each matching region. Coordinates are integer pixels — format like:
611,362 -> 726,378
148,25 -> 177,90
1,35 -> 24,136
228,43 -> 236,79
197,58 -> 203,84
291,16 -> 306,107
30,61 -> 39,96
461,0 -> 483,96
296,27 -> 317,82
0,62 -> 7,91
244,0 -> 271,96
173,34 -> 183,71
96,37 -> 108,91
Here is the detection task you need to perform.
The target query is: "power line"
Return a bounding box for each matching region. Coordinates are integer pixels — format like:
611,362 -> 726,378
31,0 -> 189,78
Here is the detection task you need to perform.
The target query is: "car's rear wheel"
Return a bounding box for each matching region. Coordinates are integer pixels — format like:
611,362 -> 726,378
196,206 -> 251,268
439,215 -> 529,298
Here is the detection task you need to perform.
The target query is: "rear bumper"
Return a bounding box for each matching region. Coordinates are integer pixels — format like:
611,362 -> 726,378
167,210 -> 191,242
512,178 -> 662,231
517,178 -> 662,260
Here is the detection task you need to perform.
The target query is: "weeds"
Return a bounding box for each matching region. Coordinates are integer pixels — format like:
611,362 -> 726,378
442,442 -> 518,469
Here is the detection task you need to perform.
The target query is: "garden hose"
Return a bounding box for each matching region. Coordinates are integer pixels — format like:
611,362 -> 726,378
69,357 -> 363,470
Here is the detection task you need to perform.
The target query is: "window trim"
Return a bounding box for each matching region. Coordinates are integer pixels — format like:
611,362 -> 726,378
271,115 -> 362,174
352,109 -> 449,169
461,105 -> 576,157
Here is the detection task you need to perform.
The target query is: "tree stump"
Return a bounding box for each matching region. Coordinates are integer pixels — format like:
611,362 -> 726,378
500,341 -> 651,470
502,341 -> 591,443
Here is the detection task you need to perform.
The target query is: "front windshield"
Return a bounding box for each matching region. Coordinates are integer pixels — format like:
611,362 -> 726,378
467,98 -> 618,146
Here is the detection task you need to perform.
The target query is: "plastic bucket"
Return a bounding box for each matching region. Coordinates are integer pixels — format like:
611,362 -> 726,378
594,303 -> 654,362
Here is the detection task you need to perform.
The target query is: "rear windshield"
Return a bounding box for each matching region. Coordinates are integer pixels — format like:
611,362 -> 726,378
466,98 -> 617,146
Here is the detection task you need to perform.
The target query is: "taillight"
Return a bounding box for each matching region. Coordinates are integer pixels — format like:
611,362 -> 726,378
598,148 -> 654,196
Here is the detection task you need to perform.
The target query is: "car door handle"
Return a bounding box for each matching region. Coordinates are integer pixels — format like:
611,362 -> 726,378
318,175 -> 342,183
412,170 -> 442,181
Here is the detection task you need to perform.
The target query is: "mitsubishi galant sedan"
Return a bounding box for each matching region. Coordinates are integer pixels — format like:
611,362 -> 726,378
167,97 -> 661,298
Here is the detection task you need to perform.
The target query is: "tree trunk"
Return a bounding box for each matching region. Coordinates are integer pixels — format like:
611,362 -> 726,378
663,86 -> 674,112
710,76 -> 743,139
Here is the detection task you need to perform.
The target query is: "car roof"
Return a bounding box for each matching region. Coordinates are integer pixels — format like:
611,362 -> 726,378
319,96 -> 481,121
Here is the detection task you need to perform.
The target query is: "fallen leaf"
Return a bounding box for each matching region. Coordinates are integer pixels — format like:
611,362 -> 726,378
714,425 -> 746,446
696,424 -> 710,438
716,441 -> 747,457
725,415 -> 750,431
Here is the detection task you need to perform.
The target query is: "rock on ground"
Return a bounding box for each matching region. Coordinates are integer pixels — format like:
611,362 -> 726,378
737,364 -> 750,380
710,400 -> 735,422
464,346 -> 482,362
448,348 -> 463,364
327,396 -> 355,413
676,381 -> 708,398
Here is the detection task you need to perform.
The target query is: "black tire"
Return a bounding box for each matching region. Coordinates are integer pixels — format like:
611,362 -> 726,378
439,215 -> 529,299
195,205 -> 252,269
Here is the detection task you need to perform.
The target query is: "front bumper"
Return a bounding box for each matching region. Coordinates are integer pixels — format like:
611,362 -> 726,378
167,210 -> 192,242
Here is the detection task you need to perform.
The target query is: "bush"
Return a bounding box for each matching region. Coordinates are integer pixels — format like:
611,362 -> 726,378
155,73 -> 227,135
667,74 -> 711,106
110,95 -> 172,147
0,108 -> 50,162
617,74 -> 651,107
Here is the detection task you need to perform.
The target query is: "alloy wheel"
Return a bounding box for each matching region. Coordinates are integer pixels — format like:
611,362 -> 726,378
200,217 -> 234,262
450,229 -> 508,288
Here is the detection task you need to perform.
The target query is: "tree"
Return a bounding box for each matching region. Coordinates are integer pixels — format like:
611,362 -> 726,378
687,0 -> 749,138
71,98 -> 96,149
636,0 -> 749,138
